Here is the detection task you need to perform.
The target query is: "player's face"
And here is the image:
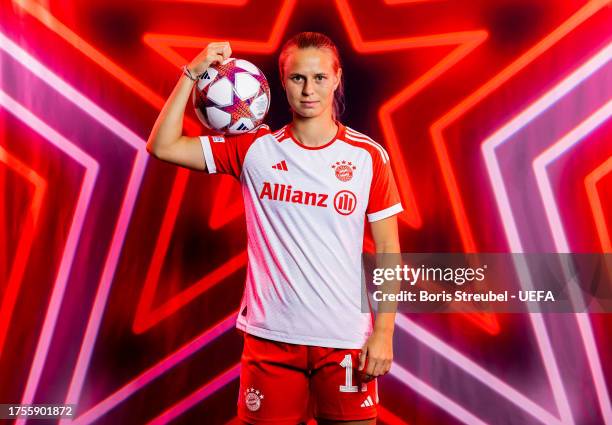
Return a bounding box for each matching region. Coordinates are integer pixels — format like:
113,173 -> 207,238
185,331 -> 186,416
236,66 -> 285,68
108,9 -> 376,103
283,47 -> 341,120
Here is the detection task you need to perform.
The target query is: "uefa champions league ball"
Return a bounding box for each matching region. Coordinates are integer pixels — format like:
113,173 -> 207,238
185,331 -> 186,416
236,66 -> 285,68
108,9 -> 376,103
192,58 -> 270,135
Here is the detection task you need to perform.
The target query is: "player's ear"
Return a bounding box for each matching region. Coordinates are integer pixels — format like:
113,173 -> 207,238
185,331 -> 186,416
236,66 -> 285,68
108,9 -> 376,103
334,67 -> 342,90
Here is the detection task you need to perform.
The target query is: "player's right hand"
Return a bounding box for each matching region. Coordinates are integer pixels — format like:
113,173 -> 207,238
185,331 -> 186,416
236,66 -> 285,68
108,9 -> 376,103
188,41 -> 232,76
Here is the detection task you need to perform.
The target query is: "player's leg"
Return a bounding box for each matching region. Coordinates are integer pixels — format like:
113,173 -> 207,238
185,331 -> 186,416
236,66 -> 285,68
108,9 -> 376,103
310,347 -> 378,424
237,332 -> 310,424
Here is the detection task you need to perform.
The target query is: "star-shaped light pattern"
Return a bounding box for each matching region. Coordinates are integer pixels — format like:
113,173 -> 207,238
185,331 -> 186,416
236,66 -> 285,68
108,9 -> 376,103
1,0 -> 611,424
0,29 -> 148,425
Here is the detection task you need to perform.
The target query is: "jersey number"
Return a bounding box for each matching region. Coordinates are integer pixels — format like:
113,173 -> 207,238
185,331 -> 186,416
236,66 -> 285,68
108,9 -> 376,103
339,354 -> 367,393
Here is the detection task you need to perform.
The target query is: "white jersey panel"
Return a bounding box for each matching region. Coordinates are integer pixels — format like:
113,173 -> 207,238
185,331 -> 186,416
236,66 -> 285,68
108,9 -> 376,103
237,136 -> 374,348
200,123 -> 403,349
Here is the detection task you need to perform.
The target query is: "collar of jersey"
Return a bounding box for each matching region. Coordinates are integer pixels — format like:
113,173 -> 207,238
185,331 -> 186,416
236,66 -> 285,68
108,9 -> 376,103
286,121 -> 345,150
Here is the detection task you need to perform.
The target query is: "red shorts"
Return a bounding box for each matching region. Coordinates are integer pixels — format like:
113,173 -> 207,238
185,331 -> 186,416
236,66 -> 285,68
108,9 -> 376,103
237,332 -> 378,424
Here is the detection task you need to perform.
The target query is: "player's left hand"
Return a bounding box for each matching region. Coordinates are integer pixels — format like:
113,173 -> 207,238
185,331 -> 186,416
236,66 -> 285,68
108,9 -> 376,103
358,330 -> 393,382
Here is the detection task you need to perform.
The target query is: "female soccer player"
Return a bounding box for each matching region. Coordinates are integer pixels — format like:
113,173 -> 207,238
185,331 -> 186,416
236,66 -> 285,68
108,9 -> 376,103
147,32 -> 402,425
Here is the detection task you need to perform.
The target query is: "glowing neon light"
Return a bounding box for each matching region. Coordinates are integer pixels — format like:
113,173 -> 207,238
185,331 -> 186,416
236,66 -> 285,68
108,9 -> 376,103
72,313 -> 236,425
133,250 -> 247,334
585,156 -> 612,252
144,0 -> 490,229
0,90 -> 99,414
0,147 -> 46,359
156,0 -> 247,5
0,32 -> 147,425
12,0 -> 508,419
533,99 -> 612,423
148,364 -> 241,425
395,315 -> 562,424
482,41 -> 612,425
390,363 -> 489,425
432,0 -> 609,252
144,0 -> 497,334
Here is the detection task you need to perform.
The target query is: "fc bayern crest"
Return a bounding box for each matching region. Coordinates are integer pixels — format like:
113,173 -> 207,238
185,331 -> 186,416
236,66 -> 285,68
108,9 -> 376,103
244,387 -> 264,411
332,160 -> 356,182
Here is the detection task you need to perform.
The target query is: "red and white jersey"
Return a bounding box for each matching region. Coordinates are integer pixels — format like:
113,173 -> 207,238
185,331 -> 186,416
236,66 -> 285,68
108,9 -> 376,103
200,122 -> 402,349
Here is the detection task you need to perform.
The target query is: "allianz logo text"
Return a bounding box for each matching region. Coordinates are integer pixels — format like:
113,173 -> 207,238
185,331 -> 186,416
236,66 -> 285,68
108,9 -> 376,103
258,182 -> 357,216
259,182 -> 357,215
259,182 -> 328,207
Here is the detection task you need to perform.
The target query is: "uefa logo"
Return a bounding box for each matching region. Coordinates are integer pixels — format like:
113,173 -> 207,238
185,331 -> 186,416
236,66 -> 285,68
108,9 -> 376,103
334,190 -> 356,215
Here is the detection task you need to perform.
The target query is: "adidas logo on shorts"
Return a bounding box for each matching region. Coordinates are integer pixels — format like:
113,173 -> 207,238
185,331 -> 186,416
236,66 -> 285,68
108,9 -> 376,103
360,395 -> 375,408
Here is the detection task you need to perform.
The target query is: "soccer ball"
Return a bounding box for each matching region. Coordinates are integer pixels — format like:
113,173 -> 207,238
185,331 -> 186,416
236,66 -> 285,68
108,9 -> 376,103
192,58 -> 270,135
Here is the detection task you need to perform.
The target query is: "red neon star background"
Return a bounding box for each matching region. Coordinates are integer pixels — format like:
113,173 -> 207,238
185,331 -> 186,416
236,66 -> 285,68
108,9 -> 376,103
0,0 -> 610,424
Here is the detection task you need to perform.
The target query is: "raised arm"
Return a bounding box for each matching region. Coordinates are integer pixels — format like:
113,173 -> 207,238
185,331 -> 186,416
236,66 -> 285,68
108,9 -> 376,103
146,42 -> 232,171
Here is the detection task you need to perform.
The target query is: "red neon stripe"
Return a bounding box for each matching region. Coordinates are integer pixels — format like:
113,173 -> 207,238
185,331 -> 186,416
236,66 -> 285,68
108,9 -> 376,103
430,0 -> 608,252
0,146 -> 46,359
585,156 -> 612,252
